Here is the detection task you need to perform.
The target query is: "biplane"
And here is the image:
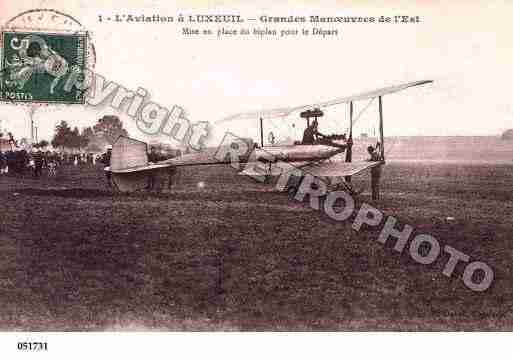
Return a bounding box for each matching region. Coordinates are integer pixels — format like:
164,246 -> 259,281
106,80 -> 433,194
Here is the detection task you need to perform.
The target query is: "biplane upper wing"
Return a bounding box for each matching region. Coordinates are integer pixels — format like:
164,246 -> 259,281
218,80 -> 433,122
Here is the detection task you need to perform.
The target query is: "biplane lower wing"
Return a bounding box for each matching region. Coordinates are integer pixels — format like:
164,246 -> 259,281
301,160 -> 383,177
239,160 -> 382,178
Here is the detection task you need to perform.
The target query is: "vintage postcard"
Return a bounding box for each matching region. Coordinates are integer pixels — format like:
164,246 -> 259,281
0,0 -> 511,357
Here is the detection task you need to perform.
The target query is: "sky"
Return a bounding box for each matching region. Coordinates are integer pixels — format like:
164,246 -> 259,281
0,0 -> 512,148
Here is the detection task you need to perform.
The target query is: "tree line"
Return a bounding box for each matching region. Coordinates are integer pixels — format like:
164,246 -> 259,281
50,115 -> 129,151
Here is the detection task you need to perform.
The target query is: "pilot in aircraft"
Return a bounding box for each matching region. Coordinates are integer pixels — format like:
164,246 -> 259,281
302,119 -> 327,145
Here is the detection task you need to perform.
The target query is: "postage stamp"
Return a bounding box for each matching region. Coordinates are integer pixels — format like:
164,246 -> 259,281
0,30 -> 87,104
0,9 -> 95,105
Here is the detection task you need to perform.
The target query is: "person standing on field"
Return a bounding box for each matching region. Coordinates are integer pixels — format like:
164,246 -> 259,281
367,143 -> 383,201
146,146 -> 161,190
32,148 -> 45,178
101,145 -> 113,187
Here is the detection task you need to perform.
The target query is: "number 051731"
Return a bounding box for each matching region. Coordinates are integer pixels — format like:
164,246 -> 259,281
17,342 -> 48,351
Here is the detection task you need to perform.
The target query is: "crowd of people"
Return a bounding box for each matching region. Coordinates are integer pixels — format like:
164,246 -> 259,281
0,148 -> 102,178
1,143 -> 178,192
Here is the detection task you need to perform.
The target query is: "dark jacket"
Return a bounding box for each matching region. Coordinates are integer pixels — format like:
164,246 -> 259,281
32,151 -> 45,166
101,150 -> 112,166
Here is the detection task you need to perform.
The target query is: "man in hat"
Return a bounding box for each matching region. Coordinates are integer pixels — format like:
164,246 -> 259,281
32,148 -> 45,178
367,143 -> 383,201
302,119 -> 327,145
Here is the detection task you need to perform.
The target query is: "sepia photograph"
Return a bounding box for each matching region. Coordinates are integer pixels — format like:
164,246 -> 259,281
0,0 -> 512,357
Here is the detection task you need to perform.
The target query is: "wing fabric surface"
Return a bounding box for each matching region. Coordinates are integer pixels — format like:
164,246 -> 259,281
219,80 -> 433,122
302,160 -> 382,177
238,160 -> 381,178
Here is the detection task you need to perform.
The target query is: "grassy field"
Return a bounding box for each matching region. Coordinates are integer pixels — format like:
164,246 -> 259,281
0,161 -> 512,330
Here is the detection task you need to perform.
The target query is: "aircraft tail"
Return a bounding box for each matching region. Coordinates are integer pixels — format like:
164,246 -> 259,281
110,136 -> 150,192
111,136 -> 148,171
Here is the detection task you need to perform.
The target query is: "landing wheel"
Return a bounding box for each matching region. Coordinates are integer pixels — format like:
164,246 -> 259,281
286,174 -> 303,197
287,185 -> 298,197
334,181 -> 364,197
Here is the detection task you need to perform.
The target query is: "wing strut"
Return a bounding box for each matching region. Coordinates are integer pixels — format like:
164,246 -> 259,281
378,96 -> 385,161
344,101 -> 354,183
259,117 -> 264,147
